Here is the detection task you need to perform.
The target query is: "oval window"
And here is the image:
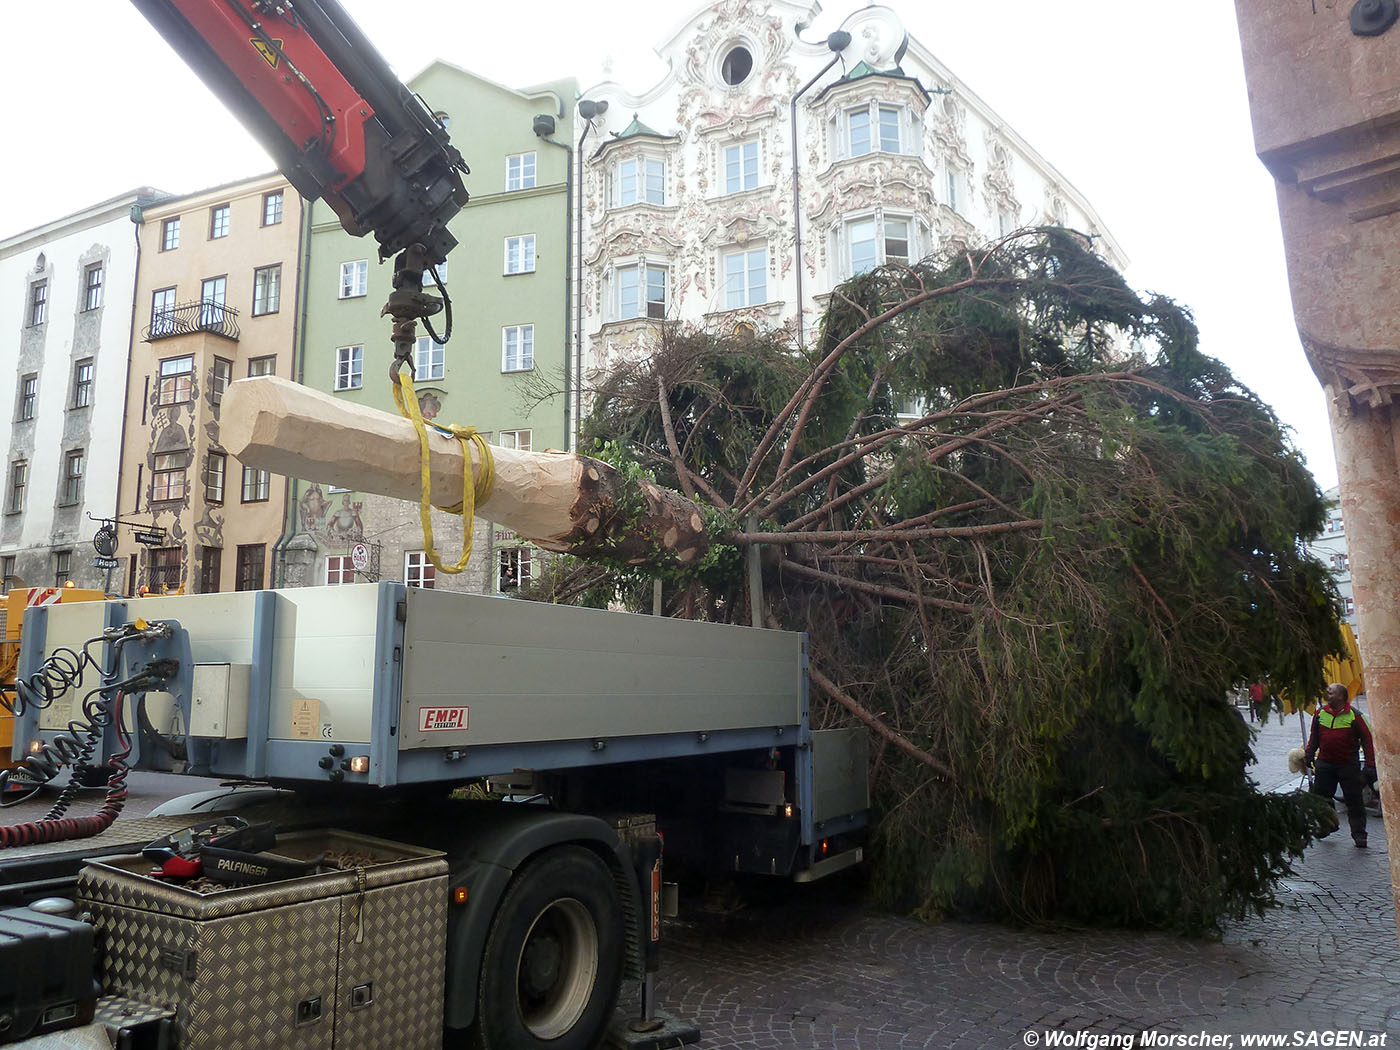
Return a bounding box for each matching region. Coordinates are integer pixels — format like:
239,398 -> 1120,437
721,46 -> 753,86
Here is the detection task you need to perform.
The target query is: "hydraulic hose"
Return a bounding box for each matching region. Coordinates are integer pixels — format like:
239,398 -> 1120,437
0,624 -> 177,848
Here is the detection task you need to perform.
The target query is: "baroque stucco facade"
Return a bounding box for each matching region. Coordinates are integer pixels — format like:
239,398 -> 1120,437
576,1 -> 1125,380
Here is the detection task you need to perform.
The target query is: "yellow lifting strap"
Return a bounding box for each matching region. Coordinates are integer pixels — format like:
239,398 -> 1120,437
391,367 -> 495,575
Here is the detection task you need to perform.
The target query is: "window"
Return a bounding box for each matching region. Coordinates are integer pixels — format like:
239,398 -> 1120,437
152,452 -> 188,502
72,359 -> 94,409
884,218 -> 910,266
17,375 -> 37,422
54,550 -> 71,588
211,357 -> 232,405
720,46 -> 753,86
724,141 -> 759,194
724,248 -> 767,309
199,546 -> 222,593
61,449 -> 83,506
506,152 -> 536,191
1330,552 -> 1350,572
502,325 -> 534,373
247,355 -> 276,378
157,355 -> 195,406
0,556 -> 14,591
498,547 -> 532,591
414,335 -> 445,381
263,191 -> 284,227
28,281 -> 47,326
617,157 -> 664,206
200,276 -> 227,328
150,287 -> 178,336
1344,596 -> 1356,616
335,345 -> 363,390
846,103 -> 903,158
340,260 -> 368,299
205,451 -> 226,504
8,462 -> 26,513
241,466 -> 270,503
149,547 -> 181,593
210,204 -> 230,239
846,214 -> 915,276
405,551 -> 435,589
252,264 -> 281,316
497,429 -> 532,451
161,217 -> 181,251
617,264 -> 667,320
1326,515 -> 1344,534
83,264 -> 103,311
235,545 -> 266,591
504,235 -> 536,275
326,555 -> 356,585
945,169 -> 964,214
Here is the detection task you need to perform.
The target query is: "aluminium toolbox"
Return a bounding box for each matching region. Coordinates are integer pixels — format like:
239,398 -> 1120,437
0,907 -> 97,1044
76,830 -> 447,1050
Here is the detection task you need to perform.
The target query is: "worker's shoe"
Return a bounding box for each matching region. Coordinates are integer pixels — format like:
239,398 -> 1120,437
1353,834 -> 1367,849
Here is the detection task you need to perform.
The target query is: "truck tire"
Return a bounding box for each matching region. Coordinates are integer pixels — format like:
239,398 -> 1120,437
472,845 -> 624,1050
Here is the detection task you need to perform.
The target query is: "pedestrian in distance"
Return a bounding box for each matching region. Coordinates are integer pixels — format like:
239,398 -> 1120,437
1303,682 -> 1379,848
1247,681 -> 1267,723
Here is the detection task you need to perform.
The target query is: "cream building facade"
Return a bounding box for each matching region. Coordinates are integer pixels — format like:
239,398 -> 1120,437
577,0 -> 1125,383
114,173 -> 302,595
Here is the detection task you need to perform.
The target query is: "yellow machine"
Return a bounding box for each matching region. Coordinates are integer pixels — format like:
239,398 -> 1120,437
0,585 -> 106,765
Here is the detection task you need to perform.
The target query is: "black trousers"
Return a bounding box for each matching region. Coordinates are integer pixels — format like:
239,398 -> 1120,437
1312,759 -> 1368,839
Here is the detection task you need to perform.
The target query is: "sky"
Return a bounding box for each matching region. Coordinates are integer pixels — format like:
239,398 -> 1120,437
0,0 -> 1339,490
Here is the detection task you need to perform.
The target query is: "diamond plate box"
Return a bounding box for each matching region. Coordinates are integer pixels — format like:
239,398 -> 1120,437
77,830 -> 447,1050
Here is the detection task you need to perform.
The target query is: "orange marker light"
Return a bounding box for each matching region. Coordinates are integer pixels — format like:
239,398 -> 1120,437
452,886 -> 469,905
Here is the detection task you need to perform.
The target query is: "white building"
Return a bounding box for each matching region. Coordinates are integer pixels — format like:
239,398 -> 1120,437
0,189 -> 168,592
1308,485 -> 1357,629
576,0 -> 1125,391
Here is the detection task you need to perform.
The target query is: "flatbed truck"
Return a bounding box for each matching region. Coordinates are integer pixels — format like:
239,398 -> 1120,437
0,584 -> 867,1048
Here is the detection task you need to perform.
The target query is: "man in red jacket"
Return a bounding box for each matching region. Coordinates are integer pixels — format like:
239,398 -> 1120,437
1304,683 -> 1379,848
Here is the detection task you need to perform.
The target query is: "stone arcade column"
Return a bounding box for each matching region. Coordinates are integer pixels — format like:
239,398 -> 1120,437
1233,0 -> 1400,939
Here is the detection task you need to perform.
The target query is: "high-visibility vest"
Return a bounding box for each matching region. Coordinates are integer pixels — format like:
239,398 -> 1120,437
1318,708 -> 1356,731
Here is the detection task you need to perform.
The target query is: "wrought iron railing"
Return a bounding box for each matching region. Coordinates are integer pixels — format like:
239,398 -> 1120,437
144,562 -> 183,594
144,299 -> 241,342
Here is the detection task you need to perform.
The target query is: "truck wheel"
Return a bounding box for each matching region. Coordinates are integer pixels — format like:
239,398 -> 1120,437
474,845 -> 624,1050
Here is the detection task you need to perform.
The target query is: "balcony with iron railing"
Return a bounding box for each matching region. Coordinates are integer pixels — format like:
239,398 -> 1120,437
144,300 -> 240,343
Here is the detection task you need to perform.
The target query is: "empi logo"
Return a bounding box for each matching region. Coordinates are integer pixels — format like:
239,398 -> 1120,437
419,707 -> 469,732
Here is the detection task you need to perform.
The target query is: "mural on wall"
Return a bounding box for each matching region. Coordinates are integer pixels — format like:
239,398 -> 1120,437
142,372 -> 198,593
299,483 -> 365,544
194,360 -> 226,555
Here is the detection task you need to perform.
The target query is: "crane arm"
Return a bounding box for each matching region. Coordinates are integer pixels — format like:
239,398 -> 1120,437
128,0 -> 469,274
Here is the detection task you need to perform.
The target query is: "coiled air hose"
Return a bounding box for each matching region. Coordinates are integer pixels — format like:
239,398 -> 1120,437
0,627 -> 171,848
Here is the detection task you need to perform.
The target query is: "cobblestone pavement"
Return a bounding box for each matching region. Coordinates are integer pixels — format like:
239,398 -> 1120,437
646,702 -> 1398,1048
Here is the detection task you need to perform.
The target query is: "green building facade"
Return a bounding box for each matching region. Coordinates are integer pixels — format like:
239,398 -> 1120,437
280,64 -> 577,594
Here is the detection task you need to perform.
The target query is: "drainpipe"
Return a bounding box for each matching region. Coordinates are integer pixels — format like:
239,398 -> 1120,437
271,192 -> 314,587
790,31 -> 850,350
575,99 -> 609,449
533,114 -> 574,449
112,203 -> 146,596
